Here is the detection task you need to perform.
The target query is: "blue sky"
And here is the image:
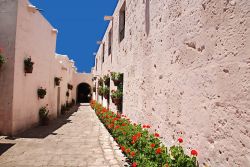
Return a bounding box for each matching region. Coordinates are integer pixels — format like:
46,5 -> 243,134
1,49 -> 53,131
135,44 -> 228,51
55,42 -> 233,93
30,0 -> 118,73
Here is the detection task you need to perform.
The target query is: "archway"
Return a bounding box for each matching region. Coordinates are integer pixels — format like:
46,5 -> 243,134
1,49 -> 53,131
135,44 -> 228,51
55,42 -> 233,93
77,83 -> 92,103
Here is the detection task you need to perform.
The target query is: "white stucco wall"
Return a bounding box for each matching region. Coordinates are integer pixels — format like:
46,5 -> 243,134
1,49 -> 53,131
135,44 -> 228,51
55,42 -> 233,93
0,0 -> 91,135
92,0 -> 250,166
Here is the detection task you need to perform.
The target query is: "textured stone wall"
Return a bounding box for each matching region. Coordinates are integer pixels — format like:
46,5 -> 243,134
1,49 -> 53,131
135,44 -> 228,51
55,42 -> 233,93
92,0 -> 250,166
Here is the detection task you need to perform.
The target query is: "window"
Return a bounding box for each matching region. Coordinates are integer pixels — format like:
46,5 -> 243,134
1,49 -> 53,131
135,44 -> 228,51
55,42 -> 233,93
119,2 -> 126,42
102,43 -> 105,63
108,29 -> 112,55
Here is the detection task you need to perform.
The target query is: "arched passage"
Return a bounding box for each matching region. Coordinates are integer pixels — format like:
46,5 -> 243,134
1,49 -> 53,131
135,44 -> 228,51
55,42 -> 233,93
77,83 -> 92,103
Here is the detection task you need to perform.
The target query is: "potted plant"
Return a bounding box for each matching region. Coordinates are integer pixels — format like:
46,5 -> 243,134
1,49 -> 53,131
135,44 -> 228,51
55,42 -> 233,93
111,89 -> 123,105
67,84 -> 73,90
66,91 -> 70,97
37,87 -> 46,99
39,105 -> 49,126
111,72 -> 123,86
98,78 -> 104,87
61,104 -> 67,115
103,75 -> 110,86
54,77 -> 61,86
24,57 -> 34,73
0,48 -> 6,69
98,86 -> 104,96
103,86 -> 110,99
93,86 -> 96,92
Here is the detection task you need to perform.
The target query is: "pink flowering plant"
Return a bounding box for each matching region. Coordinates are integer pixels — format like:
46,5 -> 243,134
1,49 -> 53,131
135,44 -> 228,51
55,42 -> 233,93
90,100 -> 198,167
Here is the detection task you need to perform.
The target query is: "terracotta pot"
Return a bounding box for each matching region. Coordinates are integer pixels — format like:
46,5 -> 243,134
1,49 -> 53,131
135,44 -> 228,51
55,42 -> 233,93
25,66 -> 33,73
113,80 -> 121,86
114,98 -> 122,105
40,117 -> 49,126
104,94 -> 109,99
55,80 -> 60,86
38,94 -> 45,99
104,79 -> 110,86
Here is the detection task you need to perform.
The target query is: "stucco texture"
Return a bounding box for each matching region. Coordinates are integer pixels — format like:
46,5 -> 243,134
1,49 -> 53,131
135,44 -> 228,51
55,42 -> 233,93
92,0 -> 250,166
0,0 -> 92,135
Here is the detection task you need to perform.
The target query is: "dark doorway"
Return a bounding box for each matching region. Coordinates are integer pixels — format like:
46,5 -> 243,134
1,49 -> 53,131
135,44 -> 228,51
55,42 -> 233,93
77,83 -> 91,103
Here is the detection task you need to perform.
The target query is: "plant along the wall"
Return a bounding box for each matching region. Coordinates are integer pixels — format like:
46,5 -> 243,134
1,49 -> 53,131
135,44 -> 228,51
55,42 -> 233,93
111,72 -> 123,86
37,87 -> 47,99
39,105 -> 49,126
93,86 -> 96,92
103,74 -> 110,86
67,84 -> 73,90
24,57 -> 34,73
0,48 -> 6,68
111,89 -> 123,105
98,86 -> 104,96
66,91 -> 70,97
54,77 -> 62,86
98,78 -> 104,87
103,86 -> 110,99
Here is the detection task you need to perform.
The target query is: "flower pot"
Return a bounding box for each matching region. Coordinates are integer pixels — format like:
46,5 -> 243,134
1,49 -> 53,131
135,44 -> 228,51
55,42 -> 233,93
111,97 -> 115,103
25,66 -> 33,73
104,79 -> 110,86
113,79 -> 122,86
104,94 -> 109,99
114,98 -> 122,105
40,117 -> 49,126
55,80 -> 60,86
38,94 -> 45,99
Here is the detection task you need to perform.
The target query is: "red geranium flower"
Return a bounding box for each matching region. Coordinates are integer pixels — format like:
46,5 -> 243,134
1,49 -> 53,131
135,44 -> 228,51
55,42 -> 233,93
121,146 -> 126,152
154,133 -> 160,137
146,125 -> 151,128
155,148 -> 162,154
191,149 -> 198,156
0,48 -> 3,53
130,151 -> 136,157
178,138 -> 183,143
150,143 -> 156,148
142,125 -> 146,128
132,162 -> 137,167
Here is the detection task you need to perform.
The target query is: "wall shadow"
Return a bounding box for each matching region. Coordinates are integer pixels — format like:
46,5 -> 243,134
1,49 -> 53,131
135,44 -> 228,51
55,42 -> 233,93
6,105 -> 79,139
0,143 -> 15,155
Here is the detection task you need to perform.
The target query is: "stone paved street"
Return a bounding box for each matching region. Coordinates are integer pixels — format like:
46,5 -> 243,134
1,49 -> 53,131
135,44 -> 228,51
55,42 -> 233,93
0,104 -> 126,167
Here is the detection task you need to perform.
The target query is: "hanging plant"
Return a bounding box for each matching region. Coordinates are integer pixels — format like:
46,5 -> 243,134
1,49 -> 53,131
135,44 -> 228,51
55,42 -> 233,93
111,89 -> 123,105
37,87 -> 46,99
67,84 -> 73,90
103,74 -> 110,86
111,72 -> 123,86
54,77 -> 62,86
24,57 -> 34,73
93,86 -> 96,92
0,48 -> 6,68
103,86 -> 110,99
98,86 -> 104,96
66,91 -> 70,97
98,78 -> 104,87
39,105 -> 49,126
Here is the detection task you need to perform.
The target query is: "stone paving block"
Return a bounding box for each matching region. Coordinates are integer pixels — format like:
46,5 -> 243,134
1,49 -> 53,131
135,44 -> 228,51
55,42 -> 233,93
0,105 -> 125,167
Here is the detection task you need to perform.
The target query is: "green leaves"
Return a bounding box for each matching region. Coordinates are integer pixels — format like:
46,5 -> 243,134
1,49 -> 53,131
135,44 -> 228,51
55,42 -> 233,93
90,101 -> 198,167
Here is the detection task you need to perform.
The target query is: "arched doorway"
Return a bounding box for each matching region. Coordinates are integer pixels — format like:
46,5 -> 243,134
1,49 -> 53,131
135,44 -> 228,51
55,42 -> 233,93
77,83 -> 92,103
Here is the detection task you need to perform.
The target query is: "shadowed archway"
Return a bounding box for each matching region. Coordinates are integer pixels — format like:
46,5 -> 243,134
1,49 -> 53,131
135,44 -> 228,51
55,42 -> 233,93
77,83 -> 92,103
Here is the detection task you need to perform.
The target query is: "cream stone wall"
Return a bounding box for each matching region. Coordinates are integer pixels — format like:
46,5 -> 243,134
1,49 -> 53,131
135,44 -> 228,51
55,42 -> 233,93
92,0 -> 250,166
0,0 -> 91,135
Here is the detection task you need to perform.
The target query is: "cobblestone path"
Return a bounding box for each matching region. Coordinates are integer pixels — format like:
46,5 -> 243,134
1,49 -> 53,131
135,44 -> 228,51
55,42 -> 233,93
0,104 -> 126,167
